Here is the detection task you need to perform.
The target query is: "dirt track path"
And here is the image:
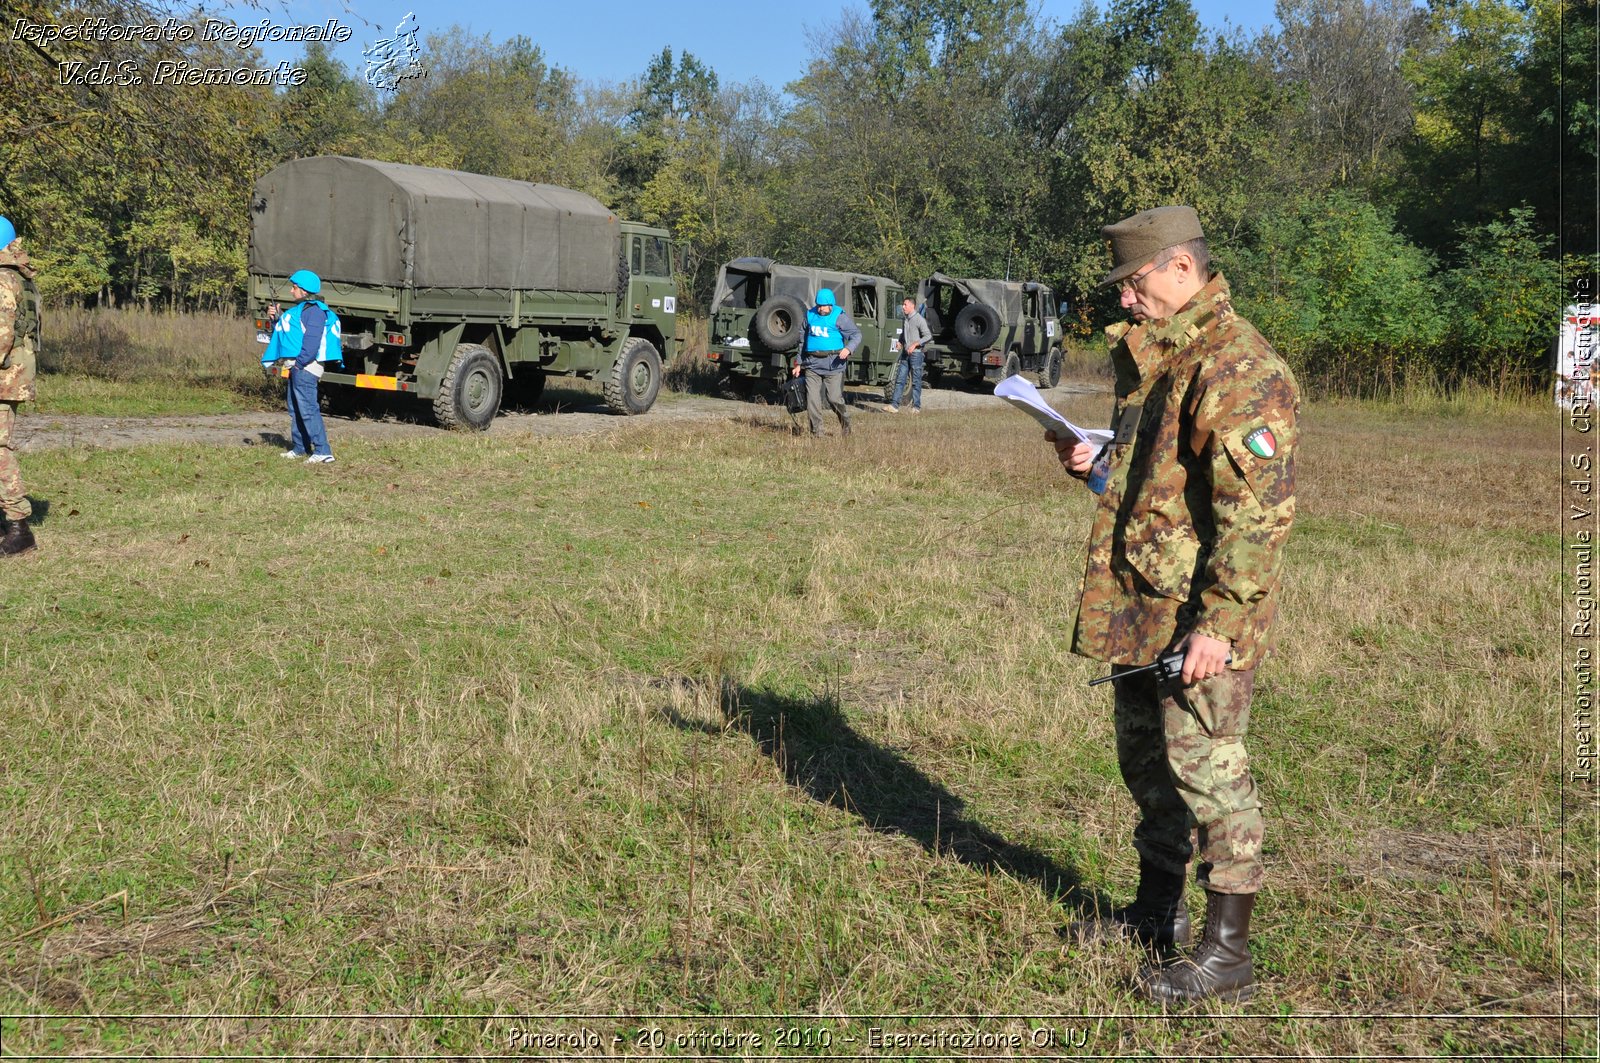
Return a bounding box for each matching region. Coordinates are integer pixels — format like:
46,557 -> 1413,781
15,382 -> 1109,452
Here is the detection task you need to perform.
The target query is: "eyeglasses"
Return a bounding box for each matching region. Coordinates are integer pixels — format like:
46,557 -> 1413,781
1117,256 -> 1171,293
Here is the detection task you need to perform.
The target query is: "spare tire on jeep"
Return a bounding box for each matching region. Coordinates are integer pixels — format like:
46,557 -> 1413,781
752,295 -> 807,351
953,302 -> 1001,351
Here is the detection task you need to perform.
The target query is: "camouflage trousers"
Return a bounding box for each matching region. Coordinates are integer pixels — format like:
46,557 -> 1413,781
1113,665 -> 1263,894
0,402 -> 29,522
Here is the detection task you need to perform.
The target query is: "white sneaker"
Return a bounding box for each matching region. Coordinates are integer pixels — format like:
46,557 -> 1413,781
305,454 -> 336,464
886,405 -> 899,413
910,407 -> 921,414
281,450 -> 305,459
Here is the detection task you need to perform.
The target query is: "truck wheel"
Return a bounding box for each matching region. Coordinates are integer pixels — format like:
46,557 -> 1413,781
1002,350 -> 1021,380
434,342 -> 503,431
604,337 -> 662,415
752,295 -> 806,351
1039,347 -> 1062,389
953,303 -> 1001,351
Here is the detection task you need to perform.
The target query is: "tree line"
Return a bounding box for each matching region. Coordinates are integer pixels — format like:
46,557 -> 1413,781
2,0 -> 1592,390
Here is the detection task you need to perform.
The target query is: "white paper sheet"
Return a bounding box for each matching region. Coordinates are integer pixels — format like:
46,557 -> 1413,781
994,374 -> 1114,447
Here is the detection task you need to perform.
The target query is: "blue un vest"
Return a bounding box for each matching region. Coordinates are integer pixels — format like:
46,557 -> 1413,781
261,299 -> 343,365
806,308 -> 844,352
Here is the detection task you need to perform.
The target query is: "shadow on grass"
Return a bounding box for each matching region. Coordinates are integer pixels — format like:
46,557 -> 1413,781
664,680 -> 1103,915
254,431 -> 291,449
312,382 -> 612,425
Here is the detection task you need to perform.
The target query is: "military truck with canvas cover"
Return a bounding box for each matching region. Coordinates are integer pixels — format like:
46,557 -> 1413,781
706,258 -> 906,393
916,273 -> 1062,389
248,156 -> 677,429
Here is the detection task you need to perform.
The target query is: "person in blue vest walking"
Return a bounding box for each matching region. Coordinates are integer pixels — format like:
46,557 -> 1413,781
790,287 -> 860,437
261,268 -> 341,464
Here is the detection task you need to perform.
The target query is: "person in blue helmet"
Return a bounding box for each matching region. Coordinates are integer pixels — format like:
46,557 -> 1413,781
261,268 -> 341,464
789,286 -> 861,437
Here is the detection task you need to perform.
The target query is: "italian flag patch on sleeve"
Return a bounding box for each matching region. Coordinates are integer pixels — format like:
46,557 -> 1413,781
1243,425 -> 1278,459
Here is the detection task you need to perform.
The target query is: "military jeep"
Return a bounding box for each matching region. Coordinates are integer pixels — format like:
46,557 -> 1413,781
916,273 -> 1063,389
706,258 -> 906,396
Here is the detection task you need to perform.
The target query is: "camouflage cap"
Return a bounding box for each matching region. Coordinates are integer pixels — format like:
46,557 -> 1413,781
1099,206 -> 1204,287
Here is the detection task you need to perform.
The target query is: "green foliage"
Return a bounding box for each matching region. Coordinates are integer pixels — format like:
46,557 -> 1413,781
3,2 -> 274,305
771,1 -> 1038,284
1439,206 -> 1562,383
1230,189 -> 1444,390
630,83 -> 784,305
270,42 -> 378,160
0,0 -> 1571,386
374,31 -> 589,190
609,48 -> 777,303
1394,0 -> 1540,250
1030,0 -> 1297,299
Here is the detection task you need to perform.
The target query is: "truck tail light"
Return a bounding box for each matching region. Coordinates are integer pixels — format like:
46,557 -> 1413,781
707,351 -> 720,361
254,318 -> 268,331
383,332 -> 407,346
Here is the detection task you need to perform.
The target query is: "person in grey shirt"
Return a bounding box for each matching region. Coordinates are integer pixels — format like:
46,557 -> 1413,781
888,297 -> 933,413
791,287 -> 861,436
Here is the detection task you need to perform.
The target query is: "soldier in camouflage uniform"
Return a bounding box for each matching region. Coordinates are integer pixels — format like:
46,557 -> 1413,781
1051,206 -> 1298,1004
0,216 -> 38,556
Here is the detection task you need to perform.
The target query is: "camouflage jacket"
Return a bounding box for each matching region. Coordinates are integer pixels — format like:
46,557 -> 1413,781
0,243 -> 38,403
1072,273 -> 1299,669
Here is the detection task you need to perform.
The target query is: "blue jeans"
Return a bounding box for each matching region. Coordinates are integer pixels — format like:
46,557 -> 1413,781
890,351 -> 924,408
287,367 -> 331,457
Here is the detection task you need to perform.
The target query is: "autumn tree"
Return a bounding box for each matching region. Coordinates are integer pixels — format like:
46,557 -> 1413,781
771,0 -> 1041,284
270,42 -> 379,161
2,0 -> 278,304
1271,0 -> 1423,187
372,30 -> 596,192
1027,0 -> 1295,301
1394,0 -> 1539,250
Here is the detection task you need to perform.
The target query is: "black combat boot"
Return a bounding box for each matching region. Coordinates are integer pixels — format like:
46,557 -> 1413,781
0,518 -> 35,556
1066,864 -> 1192,948
1138,890 -> 1256,1003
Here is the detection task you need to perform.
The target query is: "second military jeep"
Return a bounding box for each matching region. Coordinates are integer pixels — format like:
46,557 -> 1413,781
916,273 -> 1063,389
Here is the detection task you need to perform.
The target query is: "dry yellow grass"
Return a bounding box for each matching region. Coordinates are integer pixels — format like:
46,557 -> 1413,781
0,392 -> 1586,1056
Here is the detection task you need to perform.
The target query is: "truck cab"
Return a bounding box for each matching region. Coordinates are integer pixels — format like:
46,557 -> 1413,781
620,224 -> 677,361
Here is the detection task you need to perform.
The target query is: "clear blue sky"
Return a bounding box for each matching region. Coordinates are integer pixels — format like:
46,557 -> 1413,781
219,0 -> 1281,91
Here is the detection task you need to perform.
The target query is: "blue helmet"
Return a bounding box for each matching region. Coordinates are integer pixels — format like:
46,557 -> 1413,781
0,217 -> 15,250
815,287 -> 836,307
289,268 -> 322,294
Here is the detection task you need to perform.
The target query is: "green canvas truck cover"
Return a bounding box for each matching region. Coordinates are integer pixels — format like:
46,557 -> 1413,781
924,272 -> 1025,317
713,258 -> 897,309
249,156 -> 621,292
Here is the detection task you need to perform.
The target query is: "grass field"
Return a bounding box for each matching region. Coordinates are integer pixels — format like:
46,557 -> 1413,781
0,378 -> 1590,1057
